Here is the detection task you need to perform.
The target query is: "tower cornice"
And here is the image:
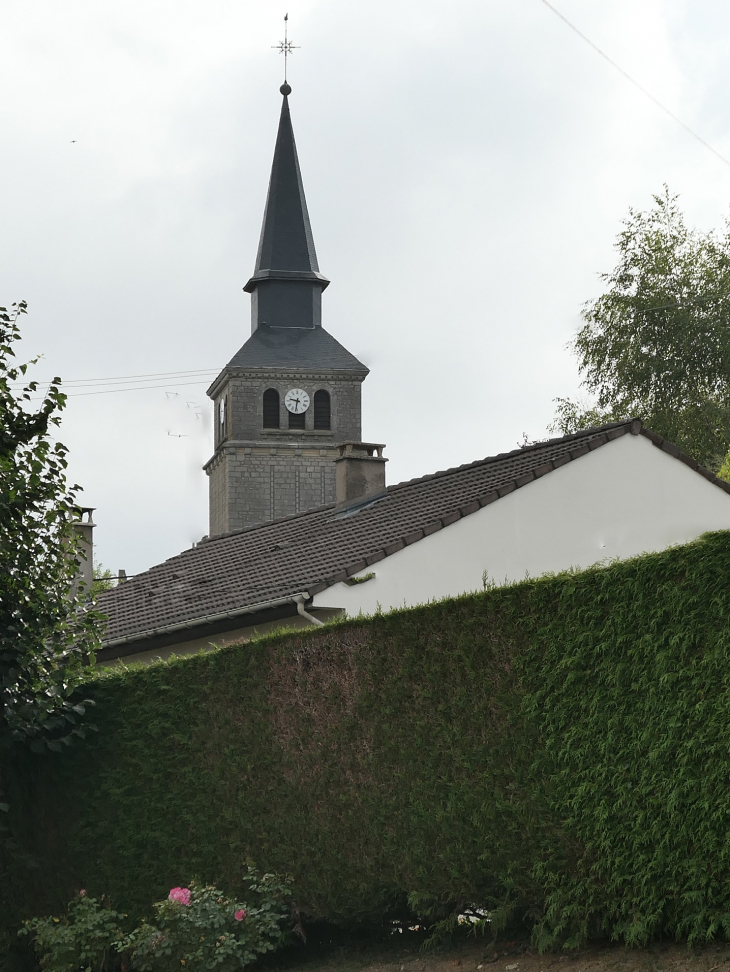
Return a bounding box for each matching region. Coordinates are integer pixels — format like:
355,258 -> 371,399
243,268 -> 330,293
207,366 -> 369,400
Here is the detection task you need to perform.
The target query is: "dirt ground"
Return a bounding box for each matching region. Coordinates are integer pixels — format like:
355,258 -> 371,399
270,935 -> 730,972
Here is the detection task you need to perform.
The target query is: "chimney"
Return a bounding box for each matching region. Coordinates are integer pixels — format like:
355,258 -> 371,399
71,507 -> 95,596
335,443 -> 387,511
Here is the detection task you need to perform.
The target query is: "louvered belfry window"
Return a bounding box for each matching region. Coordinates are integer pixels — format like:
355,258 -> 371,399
263,389 -> 280,428
314,390 -> 331,430
288,410 -> 305,430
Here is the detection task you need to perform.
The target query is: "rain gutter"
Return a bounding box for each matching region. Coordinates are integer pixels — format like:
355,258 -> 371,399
101,592 -> 313,649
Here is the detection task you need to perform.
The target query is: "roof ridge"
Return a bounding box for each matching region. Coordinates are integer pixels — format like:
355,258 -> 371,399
304,426 -> 634,595
200,420 -> 637,546
639,425 -> 730,496
386,420 -> 635,493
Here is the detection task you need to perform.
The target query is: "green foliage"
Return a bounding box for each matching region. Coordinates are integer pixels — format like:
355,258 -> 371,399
124,870 -> 291,972
524,535 -> 730,949
0,301 -> 100,855
718,447 -> 730,483
406,891 -> 491,950
92,565 -> 116,598
19,869 -> 291,972
346,571 -> 375,585
548,398 -> 614,436
554,188 -> 730,469
20,892 -> 126,972
10,532 -> 730,953
3,590 -> 549,940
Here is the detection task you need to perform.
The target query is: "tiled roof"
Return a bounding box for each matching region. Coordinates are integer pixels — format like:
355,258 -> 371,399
225,325 -> 368,373
98,420 -> 730,649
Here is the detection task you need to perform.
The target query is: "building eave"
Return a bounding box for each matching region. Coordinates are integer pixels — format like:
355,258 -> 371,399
98,592 -> 311,661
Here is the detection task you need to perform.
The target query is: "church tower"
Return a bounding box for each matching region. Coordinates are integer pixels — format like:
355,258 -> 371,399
205,82 -> 369,537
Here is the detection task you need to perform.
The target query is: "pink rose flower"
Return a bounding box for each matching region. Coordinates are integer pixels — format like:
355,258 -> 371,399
168,887 -> 191,906
79,890 -> 87,897
234,909 -> 246,921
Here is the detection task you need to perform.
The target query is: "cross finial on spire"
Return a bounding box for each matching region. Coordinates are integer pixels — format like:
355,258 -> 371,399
272,13 -> 299,86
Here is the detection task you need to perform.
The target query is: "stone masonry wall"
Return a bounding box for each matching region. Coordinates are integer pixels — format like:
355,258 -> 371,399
206,369 -> 364,536
225,374 -> 362,443
208,443 -> 339,536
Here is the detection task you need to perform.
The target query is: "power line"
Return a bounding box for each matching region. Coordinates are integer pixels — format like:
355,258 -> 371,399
61,379 -> 215,398
11,367 -> 218,390
61,369 -> 217,388
537,0 -> 730,171
24,378 -> 216,402
11,366 -> 219,401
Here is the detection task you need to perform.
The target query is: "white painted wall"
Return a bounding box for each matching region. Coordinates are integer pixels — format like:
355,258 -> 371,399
312,433 -> 730,617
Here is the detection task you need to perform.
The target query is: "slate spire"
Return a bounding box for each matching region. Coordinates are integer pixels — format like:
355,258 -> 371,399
244,84 -> 329,332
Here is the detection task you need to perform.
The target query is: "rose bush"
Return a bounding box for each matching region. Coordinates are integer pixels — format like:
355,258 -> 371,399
123,869 -> 291,972
21,867 -> 292,972
167,888 -> 191,906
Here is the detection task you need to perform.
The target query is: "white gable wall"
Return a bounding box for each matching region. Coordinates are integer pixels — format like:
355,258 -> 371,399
312,433 -> 730,617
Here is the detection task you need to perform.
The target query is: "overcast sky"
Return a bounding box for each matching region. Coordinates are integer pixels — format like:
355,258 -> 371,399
3,0 -> 730,576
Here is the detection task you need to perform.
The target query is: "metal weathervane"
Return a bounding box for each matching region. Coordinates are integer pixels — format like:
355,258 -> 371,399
272,13 -> 299,84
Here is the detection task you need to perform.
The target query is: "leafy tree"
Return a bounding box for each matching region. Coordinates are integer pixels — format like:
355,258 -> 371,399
0,301 -> 99,850
719,452 -> 730,484
92,563 -> 116,598
552,188 -> 730,470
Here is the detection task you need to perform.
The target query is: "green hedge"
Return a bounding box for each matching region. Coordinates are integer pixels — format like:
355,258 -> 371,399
7,531 -> 730,951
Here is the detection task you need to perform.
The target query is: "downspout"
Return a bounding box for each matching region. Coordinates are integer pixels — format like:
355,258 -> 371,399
294,595 -> 324,627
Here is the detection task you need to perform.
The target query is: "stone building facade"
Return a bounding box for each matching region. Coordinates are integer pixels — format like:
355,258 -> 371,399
205,369 -> 365,534
204,84 -> 369,536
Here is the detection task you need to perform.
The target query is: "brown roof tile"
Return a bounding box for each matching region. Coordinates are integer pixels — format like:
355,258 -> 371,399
98,420 -> 730,649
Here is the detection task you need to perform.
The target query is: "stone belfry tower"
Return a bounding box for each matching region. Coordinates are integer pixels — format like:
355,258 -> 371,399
205,82 -> 369,537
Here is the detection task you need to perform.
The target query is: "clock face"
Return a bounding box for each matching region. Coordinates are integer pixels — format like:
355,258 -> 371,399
284,388 -> 310,414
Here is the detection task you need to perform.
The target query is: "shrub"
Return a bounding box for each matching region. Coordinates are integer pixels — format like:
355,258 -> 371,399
19,868 -> 291,972
19,891 -> 125,972
123,869 -> 292,972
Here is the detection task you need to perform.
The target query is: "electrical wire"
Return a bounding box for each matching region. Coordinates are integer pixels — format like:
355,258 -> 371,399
11,367 -> 218,390
11,366 -> 220,401
537,0 -> 730,171
57,369 -> 217,388
59,379 -> 215,398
